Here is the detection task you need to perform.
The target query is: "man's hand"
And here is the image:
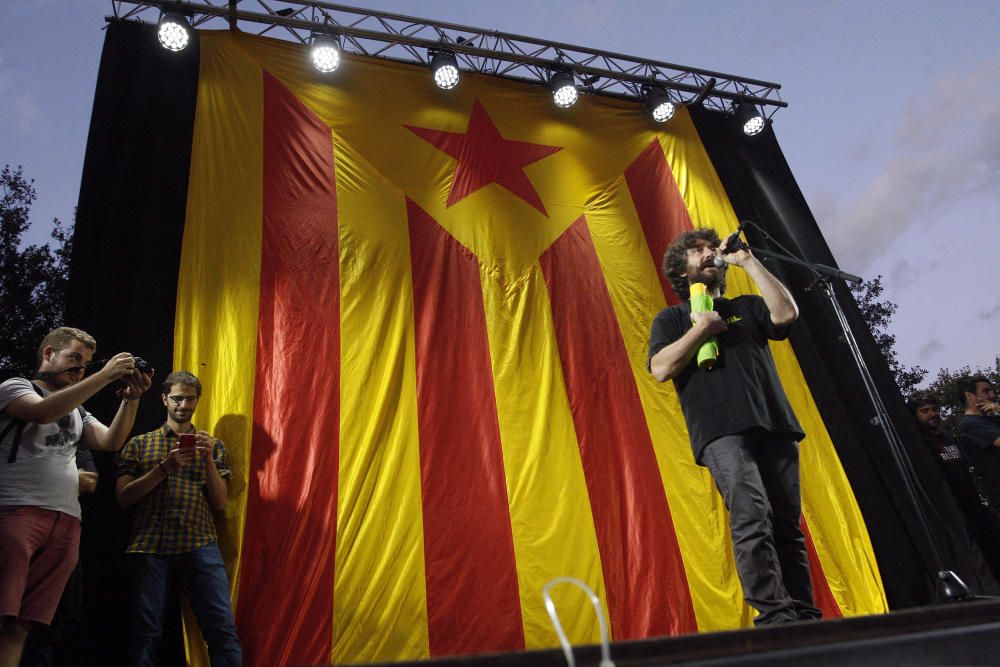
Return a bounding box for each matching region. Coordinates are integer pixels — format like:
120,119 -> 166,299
120,368 -> 154,400
691,310 -> 728,336
98,352 -> 139,383
195,430 -> 216,464
978,400 -> 1000,417
717,236 -> 753,268
78,470 -> 98,495
162,446 -> 197,474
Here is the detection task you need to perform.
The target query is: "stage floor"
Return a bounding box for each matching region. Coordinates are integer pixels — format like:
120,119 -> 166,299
339,599 -> 1000,666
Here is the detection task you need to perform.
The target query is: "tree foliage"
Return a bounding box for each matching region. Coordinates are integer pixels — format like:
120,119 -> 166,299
0,164 -> 73,379
850,275 -> 927,396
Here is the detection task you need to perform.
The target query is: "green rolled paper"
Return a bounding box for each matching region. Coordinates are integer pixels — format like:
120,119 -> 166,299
689,282 -> 718,369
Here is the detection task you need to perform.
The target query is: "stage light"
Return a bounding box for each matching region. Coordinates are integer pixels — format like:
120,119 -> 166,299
549,71 -> 578,108
645,87 -> 676,123
429,50 -> 460,90
310,33 -> 341,73
157,12 -> 191,52
735,103 -> 766,136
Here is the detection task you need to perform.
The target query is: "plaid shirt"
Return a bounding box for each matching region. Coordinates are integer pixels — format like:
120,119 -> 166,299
116,423 -> 231,555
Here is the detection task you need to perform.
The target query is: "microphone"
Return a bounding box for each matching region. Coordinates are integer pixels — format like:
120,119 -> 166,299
713,220 -> 750,268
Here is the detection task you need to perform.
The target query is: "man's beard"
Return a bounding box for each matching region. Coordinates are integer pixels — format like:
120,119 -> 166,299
917,419 -> 941,434
172,411 -> 193,425
689,264 -> 725,294
41,367 -> 81,389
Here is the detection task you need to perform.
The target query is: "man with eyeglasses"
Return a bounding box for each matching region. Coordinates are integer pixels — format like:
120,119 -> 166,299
0,326 -> 152,667
115,371 -> 242,667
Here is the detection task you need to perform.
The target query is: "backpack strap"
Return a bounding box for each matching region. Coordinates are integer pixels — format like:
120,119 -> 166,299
3,421 -> 28,464
0,417 -> 25,463
1,380 -> 87,464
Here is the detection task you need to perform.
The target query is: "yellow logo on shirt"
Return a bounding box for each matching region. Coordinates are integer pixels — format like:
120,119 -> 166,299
726,315 -> 743,325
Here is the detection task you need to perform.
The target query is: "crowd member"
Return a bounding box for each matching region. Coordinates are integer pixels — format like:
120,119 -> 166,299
648,228 -> 821,626
116,371 -> 242,667
0,327 -> 151,667
957,377 -> 1000,508
908,391 -> 1000,579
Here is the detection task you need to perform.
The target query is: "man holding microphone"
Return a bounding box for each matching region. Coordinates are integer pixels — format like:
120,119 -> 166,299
647,227 -> 821,626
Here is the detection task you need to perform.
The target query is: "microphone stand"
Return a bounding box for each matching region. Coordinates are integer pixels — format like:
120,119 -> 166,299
743,230 -> 970,602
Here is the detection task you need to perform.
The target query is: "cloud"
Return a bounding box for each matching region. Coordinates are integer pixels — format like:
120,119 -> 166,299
0,51 -> 41,131
12,93 -> 40,131
980,303 -> 1000,322
888,259 -> 911,289
806,189 -> 838,225
0,54 -> 10,96
819,60 -> 1000,270
917,337 -> 943,362
848,137 -> 874,164
567,1 -> 619,38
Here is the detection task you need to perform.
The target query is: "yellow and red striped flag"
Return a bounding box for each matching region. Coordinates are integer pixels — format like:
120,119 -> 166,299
173,31 -> 886,666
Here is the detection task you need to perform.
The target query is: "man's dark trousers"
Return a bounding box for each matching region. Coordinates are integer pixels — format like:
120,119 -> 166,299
701,428 -> 822,625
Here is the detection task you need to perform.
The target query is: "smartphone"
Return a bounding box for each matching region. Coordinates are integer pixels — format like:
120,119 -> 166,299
179,433 -> 197,449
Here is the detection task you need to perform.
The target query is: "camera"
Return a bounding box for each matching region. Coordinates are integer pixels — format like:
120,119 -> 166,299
134,356 -> 153,374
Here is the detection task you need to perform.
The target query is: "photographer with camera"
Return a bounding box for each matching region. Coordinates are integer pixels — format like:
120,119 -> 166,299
0,327 -> 153,667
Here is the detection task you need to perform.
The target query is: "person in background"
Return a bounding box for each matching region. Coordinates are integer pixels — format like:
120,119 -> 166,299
908,390 -> 1000,580
957,377 -> 1000,511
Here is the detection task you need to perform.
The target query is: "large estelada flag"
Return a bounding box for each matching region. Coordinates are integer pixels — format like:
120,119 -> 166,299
161,30 -> 886,666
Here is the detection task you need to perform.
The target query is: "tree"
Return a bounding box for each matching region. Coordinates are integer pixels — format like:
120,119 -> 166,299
850,275 -> 927,395
0,164 -> 73,379
923,357 -> 1000,436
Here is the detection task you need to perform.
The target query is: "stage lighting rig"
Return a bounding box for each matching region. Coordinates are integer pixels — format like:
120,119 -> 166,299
735,103 -> 766,136
644,86 -> 676,123
429,49 -> 460,90
549,71 -> 578,109
112,1 -> 789,130
157,10 -> 191,51
310,33 -> 341,73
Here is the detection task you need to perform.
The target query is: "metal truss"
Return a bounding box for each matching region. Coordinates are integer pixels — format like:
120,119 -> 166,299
110,0 -> 786,117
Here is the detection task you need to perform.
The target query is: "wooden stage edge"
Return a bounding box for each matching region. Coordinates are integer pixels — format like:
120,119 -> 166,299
337,599 -> 1000,667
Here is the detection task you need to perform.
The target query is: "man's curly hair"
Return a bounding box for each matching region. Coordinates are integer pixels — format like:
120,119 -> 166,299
662,228 -> 726,301
906,390 -> 939,415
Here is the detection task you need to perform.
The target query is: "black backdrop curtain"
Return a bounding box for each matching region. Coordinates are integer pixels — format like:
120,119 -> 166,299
68,20 -> 198,667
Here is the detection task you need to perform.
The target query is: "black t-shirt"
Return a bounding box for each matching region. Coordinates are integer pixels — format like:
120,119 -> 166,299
959,415 -> 1000,506
647,294 -> 804,463
921,429 -> 988,516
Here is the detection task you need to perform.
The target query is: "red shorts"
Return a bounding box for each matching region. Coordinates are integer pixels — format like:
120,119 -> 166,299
0,506 -> 81,625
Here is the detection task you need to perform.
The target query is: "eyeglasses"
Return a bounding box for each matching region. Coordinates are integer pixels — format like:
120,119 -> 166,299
167,395 -> 199,405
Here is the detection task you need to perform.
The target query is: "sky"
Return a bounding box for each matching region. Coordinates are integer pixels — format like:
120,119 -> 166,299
1,0 -> 997,382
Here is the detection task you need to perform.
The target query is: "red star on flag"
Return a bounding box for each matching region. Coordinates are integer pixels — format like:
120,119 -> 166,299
406,100 -> 562,216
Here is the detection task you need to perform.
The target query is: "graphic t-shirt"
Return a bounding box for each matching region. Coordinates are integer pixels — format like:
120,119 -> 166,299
0,377 -> 97,519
